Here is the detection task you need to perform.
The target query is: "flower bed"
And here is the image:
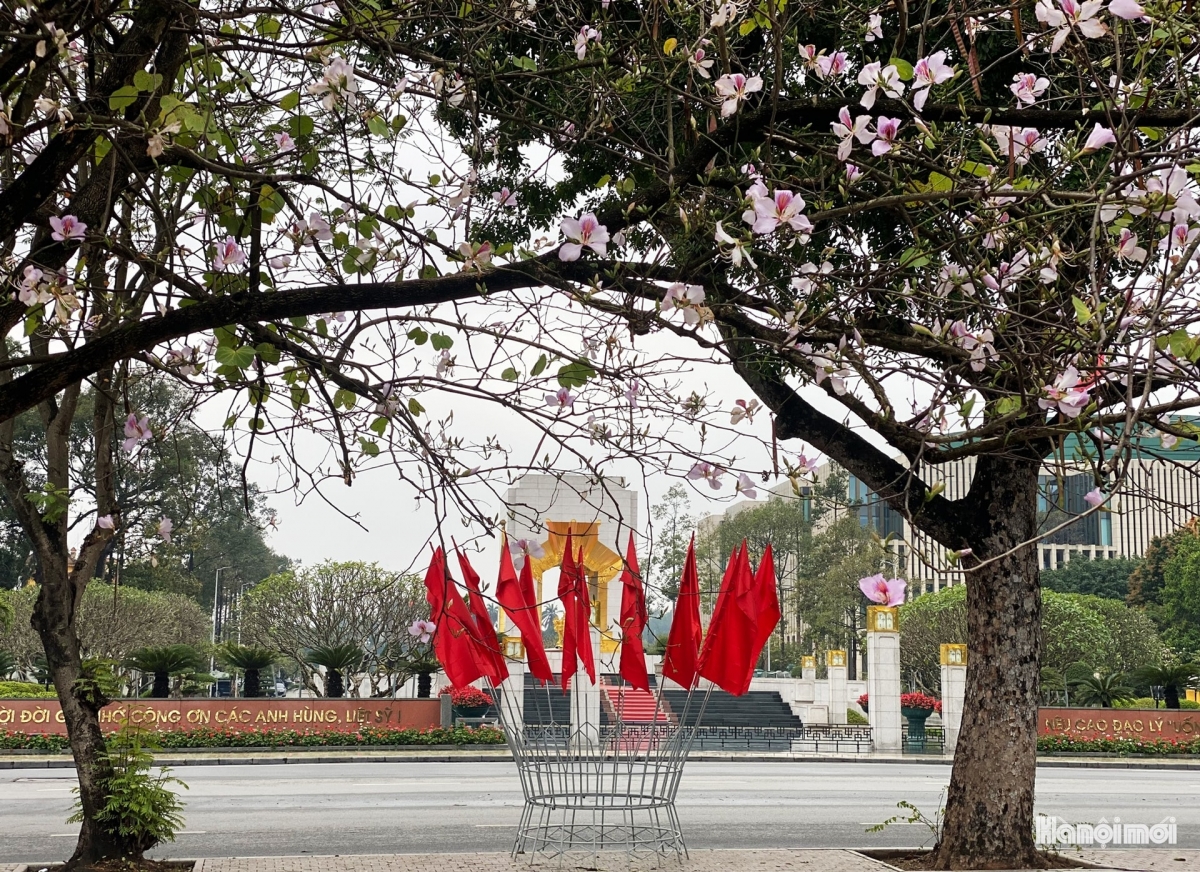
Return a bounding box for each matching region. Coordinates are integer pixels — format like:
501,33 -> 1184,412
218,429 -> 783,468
0,725 -> 506,752
900,692 -> 942,713
439,685 -> 494,707
1038,735 -> 1200,756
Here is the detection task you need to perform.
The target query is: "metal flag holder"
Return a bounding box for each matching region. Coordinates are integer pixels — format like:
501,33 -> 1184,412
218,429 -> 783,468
486,671 -> 712,864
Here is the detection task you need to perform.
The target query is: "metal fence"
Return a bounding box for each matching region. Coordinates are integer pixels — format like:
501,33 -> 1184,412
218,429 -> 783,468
789,725 -> 875,754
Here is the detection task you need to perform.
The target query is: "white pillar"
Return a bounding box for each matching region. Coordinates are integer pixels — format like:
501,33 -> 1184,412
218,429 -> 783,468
500,654 -> 526,737
570,626 -> 602,751
866,606 -> 902,752
940,644 -> 967,756
826,650 -> 848,725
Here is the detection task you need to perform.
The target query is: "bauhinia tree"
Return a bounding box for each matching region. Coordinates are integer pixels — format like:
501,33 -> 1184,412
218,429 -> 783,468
5,0 -> 1200,868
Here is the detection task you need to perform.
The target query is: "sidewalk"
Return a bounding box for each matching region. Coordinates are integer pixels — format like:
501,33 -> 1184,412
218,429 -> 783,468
10,848 -> 1197,872
2,749 -> 1198,769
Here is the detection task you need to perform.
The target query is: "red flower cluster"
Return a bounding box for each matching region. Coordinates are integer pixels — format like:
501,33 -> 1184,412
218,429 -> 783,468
439,685 -> 494,707
900,692 -> 941,712
857,693 -> 869,707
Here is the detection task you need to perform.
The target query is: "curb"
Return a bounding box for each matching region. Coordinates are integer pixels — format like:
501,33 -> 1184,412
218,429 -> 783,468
2,751 -> 1197,769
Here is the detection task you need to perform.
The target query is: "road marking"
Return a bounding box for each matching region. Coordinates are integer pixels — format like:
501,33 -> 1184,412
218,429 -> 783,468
38,788 -> 72,792
474,824 -> 517,828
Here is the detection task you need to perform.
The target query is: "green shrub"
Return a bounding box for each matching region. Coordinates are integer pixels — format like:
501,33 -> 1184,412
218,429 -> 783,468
1113,697 -> 1200,710
847,708 -> 868,725
0,725 -> 507,751
68,722 -> 187,853
1038,735 -> 1200,756
0,680 -> 56,699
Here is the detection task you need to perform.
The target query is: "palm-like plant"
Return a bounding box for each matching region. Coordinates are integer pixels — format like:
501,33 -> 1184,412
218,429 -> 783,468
1070,672 -> 1136,709
0,650 -> 20,681
219,644 -> 277,698
304,644 -> 363,698
1133,661 -> 1198,710
125,645 -> 205,698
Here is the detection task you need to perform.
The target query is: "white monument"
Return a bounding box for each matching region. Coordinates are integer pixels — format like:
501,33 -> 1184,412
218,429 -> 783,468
940,643 -> 967,755
826,649 -> 848,725
866,605 -> 902,752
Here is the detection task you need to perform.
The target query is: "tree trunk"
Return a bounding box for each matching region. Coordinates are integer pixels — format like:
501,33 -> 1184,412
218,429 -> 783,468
326,669 -> 344,698
151,671 -> 170,698
1165,685 -> 1180,709
417,670 -> 433,698
32,562 -> 131,868
245,668 -> 262,698
928,455 -> 1045,870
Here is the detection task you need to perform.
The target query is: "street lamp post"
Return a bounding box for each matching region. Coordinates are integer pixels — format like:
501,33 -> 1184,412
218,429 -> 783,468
210,566 -> 232,695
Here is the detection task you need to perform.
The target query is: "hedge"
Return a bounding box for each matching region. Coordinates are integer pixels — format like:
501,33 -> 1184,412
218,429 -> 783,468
1037,736 -> 1200,756
0,682 -> 56,699
0,725 -> 506,752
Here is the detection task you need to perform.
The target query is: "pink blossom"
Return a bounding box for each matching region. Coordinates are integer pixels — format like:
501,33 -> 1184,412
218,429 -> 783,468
730,398 -> 760,424
714,73 -> 764,117
662,283 -> 707,324
872,116 -> 902,156
559,213 -> 609,260
744,188 -> 812,237
912,51 -> 954,112
157,516 -> 174,543
832,106 -> 874,161
690,47 -> 715,79
573,25 -> 601,60
991,126 -> 1045,165
624,380 -> 642,408
122,414 -> 152,453
492,187 -> 517,207
845,163 -> 863,184
408,619 -> 437,643
735,473 -> 758,500
816,51 -> 849,80
1116,228 -> 1147,262
1081,123 -> 1116,153
1108,0 -> 1146,18
687,461 -> 723,490
1010,73 -> 1049,106
1083,487 -> 1104,508
97,514 -> 115,530
857,62 -> 904,110
509,538 -> 545,571
545,387 -> 576,410
1039,366 -> 1090,418
308,56 -> 358,109
274,132 -> 295,152
212,236 -> 246,271
865,12 -> 883,41
859,573 -> 906,606
49,214 -> 86,241
1035,0 -> 1107,52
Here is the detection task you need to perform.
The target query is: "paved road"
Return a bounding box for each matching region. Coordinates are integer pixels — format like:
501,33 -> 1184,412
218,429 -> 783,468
1,761 -> 1195,862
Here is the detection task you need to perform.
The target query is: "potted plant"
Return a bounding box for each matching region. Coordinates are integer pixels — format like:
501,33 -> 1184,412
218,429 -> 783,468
857,693 -> 869,714
900,692 -> 940,751
441,684 -> 494,718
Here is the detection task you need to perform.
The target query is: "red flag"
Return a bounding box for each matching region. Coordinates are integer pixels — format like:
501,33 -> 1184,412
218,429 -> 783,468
698,542 -> 759,695
749,543 -> 781,681
662,535 -> 702,689
574,545 -> 596,684
423,547 -> 486,688
496,537 -> 553,682
558,530 -> 579,690
618,532 -> 650,692
457,549 -> 509,685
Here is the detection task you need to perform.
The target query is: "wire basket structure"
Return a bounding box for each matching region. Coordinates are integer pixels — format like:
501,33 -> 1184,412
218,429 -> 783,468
487,674 -> 711,863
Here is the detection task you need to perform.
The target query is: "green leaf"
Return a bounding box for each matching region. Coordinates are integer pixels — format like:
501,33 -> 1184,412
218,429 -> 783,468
109,85 -> 140,112
596,174 -> 612,188
367,114 -> 389,137
255,342 -> 281,365
899,247 -> 930,269
408,398 -> 425,416
960,160 -> 993,178
280,91 -> 300,111
738,18 -> 758,35
557,361 -> 596,389
133,70 -> 162,92
359,438 -> 380,457
224,415 -> 238,429
889,58 -> 914,80
214,344 -> 255,369
992,396 -> 1022,416
1071,296 -> 1094,325
531,354 -> 548,377
334,389 -> 357,409
431,333 -> 453,351
408,327 -> 429,345
501,367 -> 519,381
928,172 -> 953,192
370,417 -> 389,435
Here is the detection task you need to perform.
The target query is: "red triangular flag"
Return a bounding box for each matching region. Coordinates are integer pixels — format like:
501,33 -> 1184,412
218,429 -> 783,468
618,532 -> 650,692
496,536 -> 554,682
697,543 -> 755,694
748,543 -> 781,689
457,549 -> 509,685
423,547 -> 487,688
558,530 -> 579,691
574,545 -> 596,684
662,535 -> 702,689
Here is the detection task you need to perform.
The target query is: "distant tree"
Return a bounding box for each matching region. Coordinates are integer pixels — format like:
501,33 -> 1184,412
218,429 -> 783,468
1128,521 -> 1200,611
219,644 -> 278,698
648,484 -> 694,602
1133,660 -> 1198,710
1160,533 -> 1200,654
125,645 -> 205,699
899,585 -> 968,692
1070,595 -> 1164,674
1041,559 -> 1141,601
304,644 -> 364,699
1042,593 -> 1117,675
1070,672 -> 1136,709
